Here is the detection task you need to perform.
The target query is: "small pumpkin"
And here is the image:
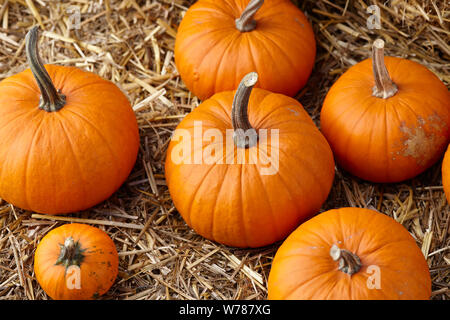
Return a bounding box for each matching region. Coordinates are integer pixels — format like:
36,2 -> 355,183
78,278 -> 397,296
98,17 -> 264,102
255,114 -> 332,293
175,0 -> 316,100
0,27 -> 139,214
442,144 -> 450,203
320,39 -> 450,183
268,207 -> 431,300
34,223 -> 119,300
165,72 -> 335,248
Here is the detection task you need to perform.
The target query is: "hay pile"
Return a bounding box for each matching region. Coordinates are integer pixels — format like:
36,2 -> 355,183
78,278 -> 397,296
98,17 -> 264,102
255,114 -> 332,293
0,0 -> 448,300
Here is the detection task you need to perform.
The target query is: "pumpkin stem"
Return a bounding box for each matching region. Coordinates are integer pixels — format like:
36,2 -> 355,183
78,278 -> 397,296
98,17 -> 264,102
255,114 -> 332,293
25,26 -> 66,112
232,72 -> 258,149
55,237 -> 85,269
235,0 -> 264,32
372,39 -> 398,99
330,244 -> 362,276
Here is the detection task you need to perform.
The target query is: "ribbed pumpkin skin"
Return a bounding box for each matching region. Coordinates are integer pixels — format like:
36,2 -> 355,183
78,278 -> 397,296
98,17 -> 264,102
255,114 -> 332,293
320,57 -> 450,183
443,145 -> 450,203
34,223 -> 119,300
0,65 -> 140,214
165,88 -> 335,248
268,208 -> 431,300
175,0 -> 316,100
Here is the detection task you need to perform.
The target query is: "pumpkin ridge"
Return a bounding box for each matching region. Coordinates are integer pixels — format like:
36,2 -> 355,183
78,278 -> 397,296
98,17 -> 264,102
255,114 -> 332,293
195,104 -> 232,128
408,88 -> 450,114
191,32 -> 239,97
275,144 -> 329,199
260,118 -> 320,131
383,102 -> 391,182
190,0 -> 235,18
185,163 -> 219,227
244,36 -> 260,89
342,97 -> 379,164
284,268 -> 339,300
250,102 -> 292,129
222,0 -> 241,16
239,165 -> 250,247
253,30 -> 298,77
394,96 -> 423,121
361,239 -> 423,263
384,56 -> 407,84
1,78 -> 40,94
209,93 -> 234,120
397,93 -> 447,122
321,88 -> 374,134
23,115 -> 47,211
210,164 -> 232,244
0,108 -> 39,134
63,108 -> 121,168
250,164 -> 280,242
184,7 -> 234,20
244,34 -> 281,93
268,162 -> 305,237
66,80 -> 119,97
212,33 -> 242,94
0,109 -> 43,210
176,26 -> 235,55
183,6 -> 234,20
47,65 -> 79,94
266,23 -> 315,60
323,272 -> 351,300
56,116 -> 90,202
340,64 -> 372,79
258,22 -> 314,57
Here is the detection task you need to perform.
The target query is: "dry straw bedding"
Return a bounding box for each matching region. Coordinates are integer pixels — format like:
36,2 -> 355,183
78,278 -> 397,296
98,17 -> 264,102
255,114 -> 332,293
0,0 -> 448,300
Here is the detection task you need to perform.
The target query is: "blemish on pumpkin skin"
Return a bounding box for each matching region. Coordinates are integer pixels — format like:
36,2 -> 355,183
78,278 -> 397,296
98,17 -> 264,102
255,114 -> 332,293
294,18 -> 305,28
394,114 -> 447,166
288,108 -> 299,116
193,70 -> 200,81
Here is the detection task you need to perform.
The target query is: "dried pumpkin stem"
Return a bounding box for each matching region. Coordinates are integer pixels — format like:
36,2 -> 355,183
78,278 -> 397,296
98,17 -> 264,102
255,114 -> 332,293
330,244 -> 362,276
55,237 -> 85,269
372,39 -> 398,99
235,0 -> 264,32
231,72 -> 258,149
25,26 -> 66,112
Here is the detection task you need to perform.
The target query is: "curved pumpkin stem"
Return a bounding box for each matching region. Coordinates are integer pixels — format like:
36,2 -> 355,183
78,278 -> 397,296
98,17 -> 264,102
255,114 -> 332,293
55,237 -> 85,269
231,72 -> 258,149
25,26 -> 66,112
372,39 -> 398,99
330,244 -> 362,276
235,0 -> 264,32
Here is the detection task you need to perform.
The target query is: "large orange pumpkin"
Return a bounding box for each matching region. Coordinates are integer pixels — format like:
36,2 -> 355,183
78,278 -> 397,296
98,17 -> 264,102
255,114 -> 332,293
174,0 -> 316,100
34,223 -> 119,300
320,39 -> 450,183
165,72 -> 335,248
0,27 -> 139,214
442,144 -> 450,203
268,207 -> 431,300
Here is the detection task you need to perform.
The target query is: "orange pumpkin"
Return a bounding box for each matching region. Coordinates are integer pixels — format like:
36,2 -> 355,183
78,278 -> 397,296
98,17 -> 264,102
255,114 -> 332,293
442,144 -> 450,203
165,72 -> 335,248
268,207 -> 431,300
175,0 -> 316,100
320,39 -> 450,183
34,223 -> 119,300
0,27 -> 139,214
